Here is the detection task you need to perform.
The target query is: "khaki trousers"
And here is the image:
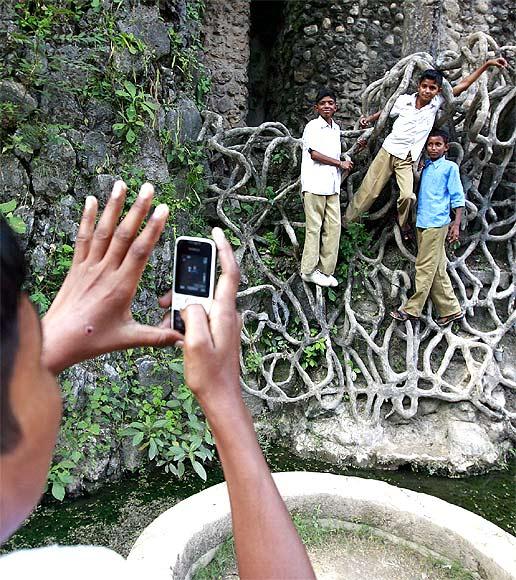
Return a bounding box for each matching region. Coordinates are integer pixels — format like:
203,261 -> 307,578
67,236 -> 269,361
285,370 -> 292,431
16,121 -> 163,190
404,225 -> 461,318
301,192 -> 341,276
345,147 -> 416,227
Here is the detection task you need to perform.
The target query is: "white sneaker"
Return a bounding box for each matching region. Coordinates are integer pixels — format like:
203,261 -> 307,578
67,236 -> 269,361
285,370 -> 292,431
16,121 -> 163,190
327,275 -> 338,287
301,269 -> 332,287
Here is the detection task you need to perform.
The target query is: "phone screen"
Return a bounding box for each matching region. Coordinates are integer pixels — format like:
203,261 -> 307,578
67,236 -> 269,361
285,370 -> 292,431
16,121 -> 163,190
174,239 -> 213,298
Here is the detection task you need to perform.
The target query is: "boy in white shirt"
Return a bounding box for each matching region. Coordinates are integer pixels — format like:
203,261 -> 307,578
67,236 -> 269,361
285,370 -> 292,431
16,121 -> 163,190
300,88 -> 353,287
345,58 -> 507,237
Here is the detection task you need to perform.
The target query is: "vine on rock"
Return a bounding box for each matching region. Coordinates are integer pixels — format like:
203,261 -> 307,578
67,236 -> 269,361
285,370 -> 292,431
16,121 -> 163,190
197,33 -> 515,439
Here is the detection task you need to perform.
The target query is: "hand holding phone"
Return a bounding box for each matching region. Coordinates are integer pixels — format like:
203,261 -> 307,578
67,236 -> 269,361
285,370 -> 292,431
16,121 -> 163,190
171,236 -> 217,333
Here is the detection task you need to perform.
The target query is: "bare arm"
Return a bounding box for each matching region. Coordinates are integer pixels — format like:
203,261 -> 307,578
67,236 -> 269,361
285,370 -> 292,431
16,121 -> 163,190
359,110 -> 381,128
447,207 -> 463,244
180,229 -> 316,580
452,57 -> 508,97
310,149 -> 353,172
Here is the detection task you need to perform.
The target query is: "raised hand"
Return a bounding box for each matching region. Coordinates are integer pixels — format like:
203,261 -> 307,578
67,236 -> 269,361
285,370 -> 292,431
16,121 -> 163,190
487,57 -> 508,69
359,115 -> 370,128
42,180 -> 181,374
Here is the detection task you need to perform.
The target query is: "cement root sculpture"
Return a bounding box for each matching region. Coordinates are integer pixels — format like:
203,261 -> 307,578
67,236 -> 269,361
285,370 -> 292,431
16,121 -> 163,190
198,32 -> 515,439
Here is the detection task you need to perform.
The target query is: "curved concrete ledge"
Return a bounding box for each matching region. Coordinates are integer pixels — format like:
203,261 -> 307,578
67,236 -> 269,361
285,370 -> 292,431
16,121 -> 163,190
128,472 -> 516,580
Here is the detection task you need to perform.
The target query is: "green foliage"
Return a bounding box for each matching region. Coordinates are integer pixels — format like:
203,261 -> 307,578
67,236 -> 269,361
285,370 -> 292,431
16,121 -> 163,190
262,231 -> 280,256
186,0 -> 205,22
245,350 -> 263,373
112,32 -> 146,55
15,1 -> 84,38
0,200 -> 26,234
271,148 -> 290,165
49,352 -> 215,500
113,81 -> 159,145
46,452 -> 81,501
29,232 -> 74,314
337,221 -> 373,279
161,132 -> 207,201
169,26 -> 210,107
120,378 -> 214,482
302,333 -> 327,369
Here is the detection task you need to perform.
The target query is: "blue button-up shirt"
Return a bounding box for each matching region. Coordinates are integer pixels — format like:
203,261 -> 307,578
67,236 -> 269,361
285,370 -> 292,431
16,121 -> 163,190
416,156 -> 465,229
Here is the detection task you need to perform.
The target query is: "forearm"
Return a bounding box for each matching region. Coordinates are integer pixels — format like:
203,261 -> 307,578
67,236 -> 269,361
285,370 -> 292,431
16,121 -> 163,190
310,149 -> 341,168
453,206 -> 463,226
365,111 -> 381,124
453,63 -> 490,96
201,395 -> 315,579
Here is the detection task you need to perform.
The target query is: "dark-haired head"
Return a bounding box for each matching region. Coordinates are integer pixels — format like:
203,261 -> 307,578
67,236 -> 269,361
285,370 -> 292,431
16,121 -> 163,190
419,69 -> 444,88
0,215 -> 26,454
428,128 -> 449,143
315,87 -> 337,104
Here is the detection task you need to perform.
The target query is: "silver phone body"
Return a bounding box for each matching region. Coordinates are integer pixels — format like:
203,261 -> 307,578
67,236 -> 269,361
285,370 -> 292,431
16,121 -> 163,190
171,236 -> 216,333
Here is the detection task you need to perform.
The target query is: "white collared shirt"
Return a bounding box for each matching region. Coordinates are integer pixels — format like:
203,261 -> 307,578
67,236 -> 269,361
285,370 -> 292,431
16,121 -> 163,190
301,116 -> 342,195
382,93 -> 445,161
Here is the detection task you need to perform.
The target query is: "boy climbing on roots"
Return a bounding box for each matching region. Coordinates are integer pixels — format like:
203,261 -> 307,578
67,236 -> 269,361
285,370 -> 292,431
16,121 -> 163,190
345,58 -> 507,239
390,129 -> 464,327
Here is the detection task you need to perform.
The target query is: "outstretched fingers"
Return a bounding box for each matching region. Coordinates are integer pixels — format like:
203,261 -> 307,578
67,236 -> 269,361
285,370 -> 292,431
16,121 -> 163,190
105,183 -> 155,267
88,180 -> 127,262
73,196 -> 98,264
117,202 -> 169,283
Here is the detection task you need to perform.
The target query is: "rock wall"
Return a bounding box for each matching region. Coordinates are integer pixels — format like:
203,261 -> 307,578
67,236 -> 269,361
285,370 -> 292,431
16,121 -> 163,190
202,0 -> 250,127
202,0 -> 515,134
0,0 -> 212,497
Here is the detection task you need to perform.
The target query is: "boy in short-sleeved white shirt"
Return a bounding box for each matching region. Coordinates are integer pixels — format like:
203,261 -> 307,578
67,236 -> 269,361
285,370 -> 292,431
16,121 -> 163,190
300,88 -> 353,287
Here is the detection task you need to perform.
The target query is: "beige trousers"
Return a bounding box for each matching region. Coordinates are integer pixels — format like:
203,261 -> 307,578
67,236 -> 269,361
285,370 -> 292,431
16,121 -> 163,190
301,192 -> 341,276
403,225 -> 461,318
345,147 -> 416,227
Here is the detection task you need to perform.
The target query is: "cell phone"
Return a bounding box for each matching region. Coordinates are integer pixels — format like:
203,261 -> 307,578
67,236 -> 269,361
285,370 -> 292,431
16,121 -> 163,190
171,236 -> 217,334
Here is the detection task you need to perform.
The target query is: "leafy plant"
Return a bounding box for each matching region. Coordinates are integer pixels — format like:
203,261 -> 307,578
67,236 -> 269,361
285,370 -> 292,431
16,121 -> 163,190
271,148 -> 289,165
46,452 -> 81,501
113,81 -> 159,145
118,357 -> 215,482
245,351 -> 263,373
337,221 -> 373,279
29,233 -> 74,314
302,335 -> 327,369
113,32 -> 146,55
0,200 -> 26,234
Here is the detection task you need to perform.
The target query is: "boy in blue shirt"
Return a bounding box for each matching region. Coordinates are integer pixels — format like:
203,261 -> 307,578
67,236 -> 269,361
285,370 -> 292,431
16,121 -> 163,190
390,129 -> 464,326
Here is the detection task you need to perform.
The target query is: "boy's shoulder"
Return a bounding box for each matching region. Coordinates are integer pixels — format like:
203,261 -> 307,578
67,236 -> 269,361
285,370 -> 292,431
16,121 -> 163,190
440,158 -> 460,171
303,117 -> 340,133
424,157 -> 459,168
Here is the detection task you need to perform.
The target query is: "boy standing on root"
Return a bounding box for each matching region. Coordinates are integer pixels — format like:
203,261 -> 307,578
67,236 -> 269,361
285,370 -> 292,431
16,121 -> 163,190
300,88 -> 353,287
345,58 -> 507,235
390,129 -> 464,326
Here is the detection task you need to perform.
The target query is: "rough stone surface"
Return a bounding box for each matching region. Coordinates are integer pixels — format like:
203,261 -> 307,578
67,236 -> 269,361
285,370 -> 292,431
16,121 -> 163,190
201,1 -> 515,133
202,0 -> 250,127
283,401 -> 508,473
32,138 -> 77,199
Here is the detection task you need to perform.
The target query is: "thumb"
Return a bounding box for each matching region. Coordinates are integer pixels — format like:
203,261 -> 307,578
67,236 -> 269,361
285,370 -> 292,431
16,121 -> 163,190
126,323 -> 183,348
